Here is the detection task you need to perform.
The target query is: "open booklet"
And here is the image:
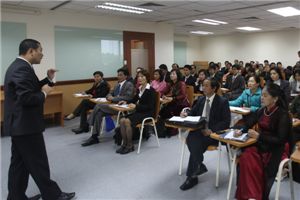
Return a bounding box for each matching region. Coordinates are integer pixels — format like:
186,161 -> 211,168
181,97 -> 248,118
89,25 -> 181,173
167,116 -> 206,129
73,93 -> 91,97
169,116 -> 201,123
94,98 -> 109,102
230,106 -> 250,114
220,129 -> 249,142
111,104 -> 129,108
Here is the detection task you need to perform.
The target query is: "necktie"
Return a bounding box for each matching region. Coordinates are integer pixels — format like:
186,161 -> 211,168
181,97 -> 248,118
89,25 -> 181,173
205,98 -> 211,122
113,84 -> 121,96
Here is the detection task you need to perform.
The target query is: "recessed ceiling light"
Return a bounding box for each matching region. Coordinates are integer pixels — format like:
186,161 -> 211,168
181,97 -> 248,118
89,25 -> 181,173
202,18 -> 228,24
192,19 -> 228,25
192,20 -> 219,25
96,5 -> 144,14
268,6 -> 300,17
190,31 -> 214,35
104,2 -> 152,12
236,27 -> 261,31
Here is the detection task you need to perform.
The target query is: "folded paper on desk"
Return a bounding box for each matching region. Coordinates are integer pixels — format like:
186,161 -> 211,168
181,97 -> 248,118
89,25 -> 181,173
230,106 -> 250,114
167,116 -> 206,129
113,104 -> 129,108
95,98 -> 108,102
74,93 -> 90,97
220,129 -> 249,142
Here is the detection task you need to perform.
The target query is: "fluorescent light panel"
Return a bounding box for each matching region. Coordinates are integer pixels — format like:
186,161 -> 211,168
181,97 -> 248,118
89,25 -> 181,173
202,18 -> 228,24
190,31 -> 214,35
236,27 -> 261,31
192,20 -> 219,25
192,18 -> 228,25
96,5 -> 144,14
104,2 -> 152,12
268,6 -> 300,17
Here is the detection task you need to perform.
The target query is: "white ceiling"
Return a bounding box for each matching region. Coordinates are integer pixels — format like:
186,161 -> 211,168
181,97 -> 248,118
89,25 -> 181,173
2,0 -> 300,36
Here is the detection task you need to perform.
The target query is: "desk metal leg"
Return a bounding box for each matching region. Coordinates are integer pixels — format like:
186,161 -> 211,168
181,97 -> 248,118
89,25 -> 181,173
216,141 -> 222,188
289,160 -> 295,200
227,150 -> 237,200
226,143 -> 232,173
179,138 -> 186,175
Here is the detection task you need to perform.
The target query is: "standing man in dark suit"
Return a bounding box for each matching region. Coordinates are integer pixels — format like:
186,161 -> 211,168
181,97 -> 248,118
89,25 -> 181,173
81,68 -> 135,146
4,39 -> 75,200
179,78 -> 231,191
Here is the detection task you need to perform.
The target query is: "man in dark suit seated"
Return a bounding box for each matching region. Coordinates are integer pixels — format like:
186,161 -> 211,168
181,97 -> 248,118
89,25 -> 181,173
179,78 -> 231,191
65,71 -> 110,134
183,64 -> 197,88
224,64 -> 245,100
4,39 -> 75,200
81,68 -> 135,146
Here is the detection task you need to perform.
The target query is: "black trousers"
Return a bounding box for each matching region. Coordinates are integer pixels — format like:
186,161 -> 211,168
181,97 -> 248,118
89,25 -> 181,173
8,134 -> 61,200
186,131 -> 218,177
73,99 -> 96,129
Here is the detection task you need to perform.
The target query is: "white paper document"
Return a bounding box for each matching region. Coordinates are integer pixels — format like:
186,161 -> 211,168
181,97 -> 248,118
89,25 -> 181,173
169,116 -> 201,122
223,129 -> 248,142
230,106 -> 250,114
95,98 -> 108,102
113,104 -> 129,108
74,93 -> 90,97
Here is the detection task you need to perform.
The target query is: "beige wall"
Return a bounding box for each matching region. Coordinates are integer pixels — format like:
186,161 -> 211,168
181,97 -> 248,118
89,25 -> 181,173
198,29 -> 300,67
2,9 -> 174,79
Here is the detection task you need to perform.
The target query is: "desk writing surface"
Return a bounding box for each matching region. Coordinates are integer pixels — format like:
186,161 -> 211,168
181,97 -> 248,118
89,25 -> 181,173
89,98 -> 111,104
210,133 -> 256,148
109,104 -> 134,112
0,90 -> 63,126
291,148 -> 300,163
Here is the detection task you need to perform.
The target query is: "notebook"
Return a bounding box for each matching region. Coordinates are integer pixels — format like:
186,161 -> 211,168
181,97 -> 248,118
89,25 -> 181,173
220,129 -> 249,142
166,116 -> 206,129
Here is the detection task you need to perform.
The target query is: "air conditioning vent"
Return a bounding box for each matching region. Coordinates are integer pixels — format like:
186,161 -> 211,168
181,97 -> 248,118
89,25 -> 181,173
241,16 -> 261,20
138,2 -> 165,7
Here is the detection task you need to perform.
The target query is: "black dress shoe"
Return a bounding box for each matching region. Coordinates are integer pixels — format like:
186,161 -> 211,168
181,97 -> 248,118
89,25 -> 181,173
81,137 -> 99,146
179,177 -> 198,191
72,127 -> 89,134
29,194 -> 41,200
119,146 -> 134,154
116,146 -> 126,153
57,192 -> 75,200
192,163 -> 208,177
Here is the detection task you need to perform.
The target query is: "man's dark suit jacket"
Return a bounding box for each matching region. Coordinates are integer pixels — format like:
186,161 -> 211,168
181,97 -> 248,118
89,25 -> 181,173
85,80 -> 110,98
224,74 -> 245,100
189,94 -> 231,132
184,75 -> 196,87
4,58 -> 52,136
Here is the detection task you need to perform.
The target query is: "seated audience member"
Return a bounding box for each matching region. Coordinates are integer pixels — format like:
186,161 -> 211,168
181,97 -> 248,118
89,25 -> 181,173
290,69 -> 300,94
224,64 -> 245,100
260,64 -> 271,82
117,70 -> 156,154
190,65 -> 198,78
269,67 -> 291,102
158,69 -> 190,137
159,64 -> 171,83
285,66 -> 293,81
235,83 -> 291,200
290,94 -> 300,182
194,69 -> 207,94
172,63 -> 179,70
183,64 -> 197,87
229,75 -> 262,120
81,68 -> 135,146
208,63 -> 222,84
65,71 -> 110,134
151,69 -> 167,96
133,67 -> 143,89
179,78 -> 230,191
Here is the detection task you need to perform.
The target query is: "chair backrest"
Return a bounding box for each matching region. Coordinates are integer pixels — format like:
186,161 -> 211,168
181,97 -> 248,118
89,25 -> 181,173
186,85 -> 194,107
153,91 -> 161,120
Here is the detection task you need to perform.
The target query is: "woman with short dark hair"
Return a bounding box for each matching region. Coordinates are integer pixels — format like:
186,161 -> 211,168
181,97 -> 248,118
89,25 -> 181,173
117,69 -> 156,154
151,69 -> 167,96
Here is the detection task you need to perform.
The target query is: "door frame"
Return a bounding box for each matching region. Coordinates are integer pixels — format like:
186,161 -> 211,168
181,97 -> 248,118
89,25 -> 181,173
123,31 -> 155,78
